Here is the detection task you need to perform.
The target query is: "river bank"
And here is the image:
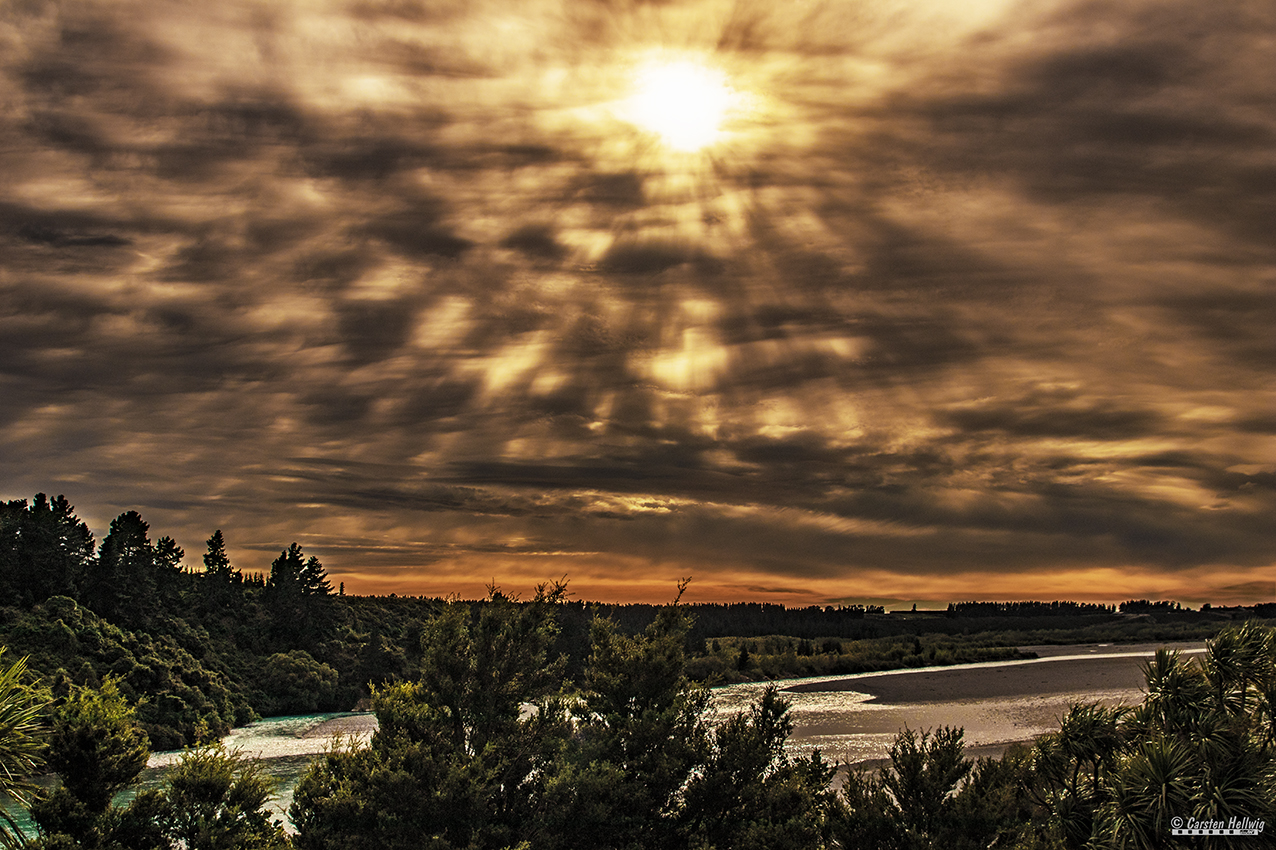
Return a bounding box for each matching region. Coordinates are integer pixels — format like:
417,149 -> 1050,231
711,641 -> 1207,765
782,641 -> 1206,703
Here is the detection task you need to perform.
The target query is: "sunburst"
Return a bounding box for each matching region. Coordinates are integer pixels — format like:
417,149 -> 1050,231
618,58 -> 742,152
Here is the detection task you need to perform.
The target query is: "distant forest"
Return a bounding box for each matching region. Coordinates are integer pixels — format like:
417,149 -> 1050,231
3,491 -> 1272,748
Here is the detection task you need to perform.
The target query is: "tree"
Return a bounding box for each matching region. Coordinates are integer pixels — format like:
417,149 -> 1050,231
290,583 -> 569,850
0,494 -> 94,606
679,686 -> 836,849
0,649 -> 48,849
82,512 -> 158,626
256,651 -> 339,716
27,677 -> 164,849
298,555 -> 332,599
26,679 -> 287,850
266,544 -> 306,598
203,530 -> 232,580
159,744 -> 290,850
267,544 -> 330,599
533,603 -> 709,850
1029,703 -> 1127,846
1090,628 -> 1276,850
266,544 -> 332,646
290,584 -> 836,850
42,680 -> 149,813
534,588 -> 837,850
198,530 -> 239,611
833,726 -> 971,850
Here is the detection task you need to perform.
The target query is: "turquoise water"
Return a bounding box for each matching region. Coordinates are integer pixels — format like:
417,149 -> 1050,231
3,712 -> 377,838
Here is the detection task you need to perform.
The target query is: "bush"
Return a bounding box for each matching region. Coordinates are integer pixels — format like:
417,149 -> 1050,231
256,651 -> 339,716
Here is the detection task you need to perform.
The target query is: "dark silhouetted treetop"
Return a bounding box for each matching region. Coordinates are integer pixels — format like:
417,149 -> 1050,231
202,530 -> 233,580
267,543 -> 331,598
299,555 -> 332,598
83,511 -> 162,626
0,493 -> 94,607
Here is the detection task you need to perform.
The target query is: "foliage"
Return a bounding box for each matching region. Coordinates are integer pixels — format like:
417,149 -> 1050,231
1090,623 -> 1276,849
291,583 -> 568,850
42,679 -> 150,813
160,743 -> 290,850
1014,622 -> 1276,849
254,651 -> 339,717
0,648 -> 48,849
26,678 -> 160,849
1,597 -> 248,750
291,585 -> 839,850
533,603 -> 711,850
0,495 -> 94,608
26,679 -> 289,850
833,726 -> 971,850
679,686 -> 837,850
267,544 -> 332,601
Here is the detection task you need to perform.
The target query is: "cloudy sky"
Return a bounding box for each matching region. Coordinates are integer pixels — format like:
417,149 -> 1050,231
2,0 -> 1274,606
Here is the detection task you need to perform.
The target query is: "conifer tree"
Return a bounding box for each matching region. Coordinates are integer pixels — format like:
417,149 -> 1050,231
0,494 -> 94,606
202,530 -> 232,581
83,512 -> 157,625
298,555 -> 332,598
266,544 -> 332,646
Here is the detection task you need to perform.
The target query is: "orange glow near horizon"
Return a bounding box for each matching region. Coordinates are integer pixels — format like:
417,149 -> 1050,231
326,560 -> 1276,609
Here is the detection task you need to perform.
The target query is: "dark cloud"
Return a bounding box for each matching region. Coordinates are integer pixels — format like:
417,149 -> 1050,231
335,299 -> 420,364
887,4 -> 1276,251
501,224 -> 570,261
938,399 -> 1163,440
1,0 -> 1274,604
1155,291 -> 1276,369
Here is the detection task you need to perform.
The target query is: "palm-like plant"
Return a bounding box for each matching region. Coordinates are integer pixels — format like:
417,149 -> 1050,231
0,648 -> 48,849
1088,626 -> 1276,850
1029,703 -> 1127,846
1204,623 -> 1271,719
1097,735 -> 1194,850
1132,649 -> 1211,740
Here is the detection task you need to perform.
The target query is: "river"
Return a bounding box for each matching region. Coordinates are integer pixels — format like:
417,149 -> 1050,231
5,641 -> 1204,835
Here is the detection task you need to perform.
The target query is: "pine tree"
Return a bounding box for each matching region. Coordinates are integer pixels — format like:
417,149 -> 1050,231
267,544 -> 306,597
298,556 -> 332,598
0,493 -> 95,606
266,544 -> 331,647
203,530 -> 232,578
83,511 -> 157,625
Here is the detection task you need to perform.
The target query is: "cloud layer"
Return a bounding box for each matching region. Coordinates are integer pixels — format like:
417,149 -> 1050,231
2,0 -> 1274,604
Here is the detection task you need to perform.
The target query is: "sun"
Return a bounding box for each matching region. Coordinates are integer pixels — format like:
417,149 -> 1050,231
619,59 -> 740,152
